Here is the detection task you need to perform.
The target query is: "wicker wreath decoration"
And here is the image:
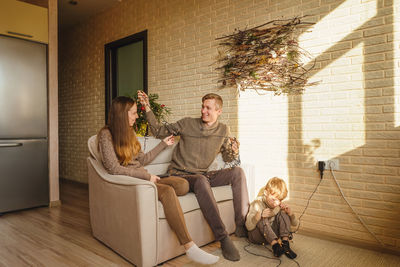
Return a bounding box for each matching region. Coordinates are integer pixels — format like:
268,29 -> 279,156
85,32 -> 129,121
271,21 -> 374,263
215,16 -> 319,95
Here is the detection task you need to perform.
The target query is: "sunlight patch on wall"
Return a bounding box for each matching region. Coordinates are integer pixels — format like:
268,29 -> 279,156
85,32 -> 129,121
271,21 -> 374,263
299,0 -> 376,65
395,0 -> 400,127
301,42 -> 365,160
238,90 -> 288,200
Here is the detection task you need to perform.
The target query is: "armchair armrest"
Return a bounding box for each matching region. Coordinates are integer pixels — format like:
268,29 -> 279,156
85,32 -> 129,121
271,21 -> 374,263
88,157 -> 155,186
87,157 -> 160,267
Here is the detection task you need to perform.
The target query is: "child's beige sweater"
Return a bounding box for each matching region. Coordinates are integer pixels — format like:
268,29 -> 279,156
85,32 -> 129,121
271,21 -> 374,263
245,195 -> 299,231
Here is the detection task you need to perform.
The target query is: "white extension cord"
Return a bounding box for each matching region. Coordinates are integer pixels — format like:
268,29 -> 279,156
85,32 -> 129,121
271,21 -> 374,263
328,161 -> 385,247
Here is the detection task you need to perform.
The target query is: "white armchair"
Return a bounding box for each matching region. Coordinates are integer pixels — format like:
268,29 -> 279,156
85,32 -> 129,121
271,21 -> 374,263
87,135 -> 252,267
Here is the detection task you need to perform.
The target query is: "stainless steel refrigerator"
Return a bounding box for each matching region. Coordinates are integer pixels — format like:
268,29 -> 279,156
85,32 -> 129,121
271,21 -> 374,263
0,35 -> 49,213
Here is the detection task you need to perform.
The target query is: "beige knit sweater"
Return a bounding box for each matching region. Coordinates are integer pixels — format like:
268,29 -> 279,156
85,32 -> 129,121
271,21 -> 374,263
98,128 -> 167,180
245,195 -> 299,231
146,110 -> 238,174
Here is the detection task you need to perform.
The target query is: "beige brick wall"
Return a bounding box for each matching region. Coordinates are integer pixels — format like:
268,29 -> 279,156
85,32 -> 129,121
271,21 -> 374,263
59,0 -> 400,251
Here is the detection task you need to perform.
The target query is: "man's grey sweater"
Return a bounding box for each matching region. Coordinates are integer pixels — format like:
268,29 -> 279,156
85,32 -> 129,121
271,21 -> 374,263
146,110 -> 238,174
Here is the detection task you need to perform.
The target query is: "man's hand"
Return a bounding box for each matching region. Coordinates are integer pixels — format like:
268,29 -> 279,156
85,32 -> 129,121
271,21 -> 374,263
230,137 -> 240,153
163,135 -> 175,146
138,90 -> 151,111
261,208 -> 274,218
150,174 -> 160,183
280,203 -> 293,216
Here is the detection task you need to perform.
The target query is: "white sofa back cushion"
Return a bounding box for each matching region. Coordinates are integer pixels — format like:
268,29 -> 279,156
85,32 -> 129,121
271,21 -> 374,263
88,134 -> 228,175
138,137 -> 176,175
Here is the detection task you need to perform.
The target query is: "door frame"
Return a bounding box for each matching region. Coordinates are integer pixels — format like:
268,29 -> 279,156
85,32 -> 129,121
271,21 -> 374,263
104,30 -> 148,121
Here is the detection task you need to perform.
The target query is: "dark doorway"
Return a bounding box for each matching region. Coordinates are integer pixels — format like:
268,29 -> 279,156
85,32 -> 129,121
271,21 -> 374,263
104,30 -> 148,120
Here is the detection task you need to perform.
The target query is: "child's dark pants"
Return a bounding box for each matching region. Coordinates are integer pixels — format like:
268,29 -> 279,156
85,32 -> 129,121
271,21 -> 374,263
248,211 -> 291,244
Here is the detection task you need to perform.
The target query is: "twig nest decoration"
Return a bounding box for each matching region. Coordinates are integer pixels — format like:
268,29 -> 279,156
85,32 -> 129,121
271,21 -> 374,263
215,16 -> 319,95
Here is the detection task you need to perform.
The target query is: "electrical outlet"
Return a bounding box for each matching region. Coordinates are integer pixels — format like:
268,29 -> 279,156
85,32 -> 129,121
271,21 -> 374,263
318,159 -> 339,170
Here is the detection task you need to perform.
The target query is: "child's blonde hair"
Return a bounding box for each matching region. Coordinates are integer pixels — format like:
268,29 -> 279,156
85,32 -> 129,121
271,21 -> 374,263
265,177 -> 288,201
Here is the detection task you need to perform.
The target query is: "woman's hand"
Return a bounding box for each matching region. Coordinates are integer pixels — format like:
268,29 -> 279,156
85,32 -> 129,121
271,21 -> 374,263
280,203 -> 293,216
163,135 -> 175,146
150,174 -> 160,183
137,91 -> 151,111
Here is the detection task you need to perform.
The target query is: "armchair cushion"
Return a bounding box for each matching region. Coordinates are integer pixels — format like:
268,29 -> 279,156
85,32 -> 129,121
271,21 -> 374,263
157,185 -> 233,219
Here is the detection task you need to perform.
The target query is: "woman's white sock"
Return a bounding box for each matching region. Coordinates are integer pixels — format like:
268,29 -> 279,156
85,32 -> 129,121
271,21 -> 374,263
186,244 -> 219,265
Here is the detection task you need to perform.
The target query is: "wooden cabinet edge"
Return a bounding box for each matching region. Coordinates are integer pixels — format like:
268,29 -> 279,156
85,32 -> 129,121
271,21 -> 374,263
1,0 -> 48,43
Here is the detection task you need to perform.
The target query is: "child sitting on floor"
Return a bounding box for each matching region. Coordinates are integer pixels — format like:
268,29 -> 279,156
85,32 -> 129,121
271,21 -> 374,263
245,177 -> 298,259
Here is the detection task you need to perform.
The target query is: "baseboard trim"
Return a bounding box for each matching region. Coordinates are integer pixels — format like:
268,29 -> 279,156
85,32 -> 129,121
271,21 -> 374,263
49,200 -> 61,207
298,229 -> 400,256
60,177 -> 88,187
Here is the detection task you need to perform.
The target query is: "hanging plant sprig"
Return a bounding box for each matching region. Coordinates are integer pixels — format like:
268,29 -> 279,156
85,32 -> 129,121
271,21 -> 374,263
215,16 -> 319,95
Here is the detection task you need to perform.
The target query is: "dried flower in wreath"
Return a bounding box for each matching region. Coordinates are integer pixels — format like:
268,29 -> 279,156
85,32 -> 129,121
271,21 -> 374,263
215,16 -> 319,95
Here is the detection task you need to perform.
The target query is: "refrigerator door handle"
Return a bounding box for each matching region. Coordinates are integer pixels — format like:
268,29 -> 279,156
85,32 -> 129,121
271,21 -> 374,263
0,143 -> 23,147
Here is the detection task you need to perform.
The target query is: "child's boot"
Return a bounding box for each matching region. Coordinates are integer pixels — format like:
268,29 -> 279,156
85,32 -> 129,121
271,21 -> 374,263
272,242 -> 284,257
282,240 -> 297,259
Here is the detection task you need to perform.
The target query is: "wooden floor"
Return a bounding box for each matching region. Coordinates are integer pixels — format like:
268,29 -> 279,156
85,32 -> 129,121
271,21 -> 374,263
0,179 -> 217,267
2,180 -> 399,267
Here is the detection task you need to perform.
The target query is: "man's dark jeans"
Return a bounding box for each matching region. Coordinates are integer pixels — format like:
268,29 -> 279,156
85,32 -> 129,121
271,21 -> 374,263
178,166 -> 250,241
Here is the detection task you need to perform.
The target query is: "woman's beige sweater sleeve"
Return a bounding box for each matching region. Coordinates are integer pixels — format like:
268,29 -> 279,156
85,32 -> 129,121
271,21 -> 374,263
98,129 -> 151,180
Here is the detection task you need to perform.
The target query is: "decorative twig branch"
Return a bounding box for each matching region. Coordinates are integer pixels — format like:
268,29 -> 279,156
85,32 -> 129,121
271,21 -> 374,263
215,16 -> 319,95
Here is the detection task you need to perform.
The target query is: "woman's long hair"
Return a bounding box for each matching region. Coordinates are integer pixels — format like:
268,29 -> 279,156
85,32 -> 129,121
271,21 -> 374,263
100,96 -> 141,166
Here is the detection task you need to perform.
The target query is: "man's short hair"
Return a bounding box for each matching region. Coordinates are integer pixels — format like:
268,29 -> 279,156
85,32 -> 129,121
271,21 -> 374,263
202,93 -> 223,110
265,177 -> 288,201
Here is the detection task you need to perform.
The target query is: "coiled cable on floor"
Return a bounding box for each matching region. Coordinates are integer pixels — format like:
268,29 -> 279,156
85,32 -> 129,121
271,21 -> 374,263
243,239 -> 282,267
243,238 -> 301,267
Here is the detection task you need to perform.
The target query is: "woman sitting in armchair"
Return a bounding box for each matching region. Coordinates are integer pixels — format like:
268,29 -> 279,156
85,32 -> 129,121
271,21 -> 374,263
97,96 -> 219,265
